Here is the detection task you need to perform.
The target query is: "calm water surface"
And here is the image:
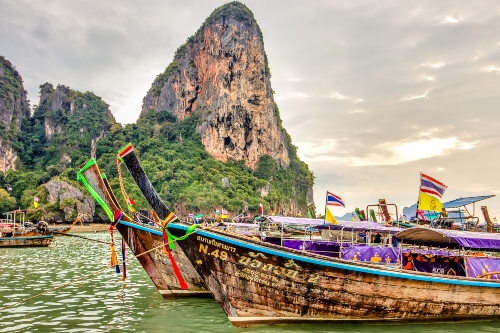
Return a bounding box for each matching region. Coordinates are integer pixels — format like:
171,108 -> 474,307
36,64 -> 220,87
1,233 -> 499,332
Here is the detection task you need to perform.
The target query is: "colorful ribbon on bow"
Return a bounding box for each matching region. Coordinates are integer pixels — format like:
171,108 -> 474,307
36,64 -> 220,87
160,213 -> 198,290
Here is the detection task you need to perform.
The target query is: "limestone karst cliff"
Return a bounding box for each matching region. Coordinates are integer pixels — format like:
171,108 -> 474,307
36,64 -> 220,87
141,2 -> 289,171
18,83 -> 117,170
0,55 -> 31,172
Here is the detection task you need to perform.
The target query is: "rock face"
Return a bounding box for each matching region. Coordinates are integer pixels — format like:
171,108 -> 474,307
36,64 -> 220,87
43,180 -> 95,222
0,55 -> 31,172
34,83 -> 116,166
141,2 -> 289,170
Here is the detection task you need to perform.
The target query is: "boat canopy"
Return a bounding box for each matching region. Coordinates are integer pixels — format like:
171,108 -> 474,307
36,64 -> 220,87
263,216 -> 403,234
396,227 -> 500,250
443,195 -> 495,209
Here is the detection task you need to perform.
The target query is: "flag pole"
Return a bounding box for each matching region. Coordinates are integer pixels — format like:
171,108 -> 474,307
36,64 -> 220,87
416,172 -> 423,223
324,191 -> 328,225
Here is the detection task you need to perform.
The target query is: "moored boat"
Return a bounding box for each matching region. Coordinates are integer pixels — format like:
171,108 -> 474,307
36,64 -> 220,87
78,158 -> 210,298
0,234 -> 53,247
168,221 -> 500,327
0,211 -> 54,248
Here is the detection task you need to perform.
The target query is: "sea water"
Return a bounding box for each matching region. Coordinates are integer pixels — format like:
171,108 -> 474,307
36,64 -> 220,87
0,233 -> 499,333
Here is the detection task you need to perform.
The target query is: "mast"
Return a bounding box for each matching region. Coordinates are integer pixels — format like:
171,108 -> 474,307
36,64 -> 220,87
323,191 -> 328,225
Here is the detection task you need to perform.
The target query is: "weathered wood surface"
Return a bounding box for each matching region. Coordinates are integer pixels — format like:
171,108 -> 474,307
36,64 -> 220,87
121,222 -> 208,295
0,235 -> 53,247
80,159 -> 209,297
169,223 -> 500,326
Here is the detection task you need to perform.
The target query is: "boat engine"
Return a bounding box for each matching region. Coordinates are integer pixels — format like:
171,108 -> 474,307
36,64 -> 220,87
36,221 -> 49,234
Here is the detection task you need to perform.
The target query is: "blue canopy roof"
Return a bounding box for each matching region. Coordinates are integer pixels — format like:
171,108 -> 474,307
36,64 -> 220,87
442,195 -> 495,209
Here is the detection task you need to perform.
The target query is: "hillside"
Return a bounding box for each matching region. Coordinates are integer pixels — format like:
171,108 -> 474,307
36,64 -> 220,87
0,2 -> 315,220
0,55 -> 31,173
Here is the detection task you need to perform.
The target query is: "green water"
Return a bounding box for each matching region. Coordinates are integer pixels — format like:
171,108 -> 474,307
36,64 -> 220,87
1,233 -> 500,333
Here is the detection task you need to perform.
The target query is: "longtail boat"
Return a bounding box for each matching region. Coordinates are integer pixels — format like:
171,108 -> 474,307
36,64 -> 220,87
0,233 -> 53,247
115,144 -> 212,296
47,218 -> 79,235
0,211 -> 53,247
77,158 -> 209,298
168,219 -> 500,327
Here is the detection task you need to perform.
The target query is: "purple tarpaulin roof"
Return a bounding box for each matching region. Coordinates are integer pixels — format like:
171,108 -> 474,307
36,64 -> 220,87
263,216 -> 403,234
396,228 -> 500,249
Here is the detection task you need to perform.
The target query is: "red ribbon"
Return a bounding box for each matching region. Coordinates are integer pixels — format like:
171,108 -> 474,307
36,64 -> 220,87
162,228 -> 188,290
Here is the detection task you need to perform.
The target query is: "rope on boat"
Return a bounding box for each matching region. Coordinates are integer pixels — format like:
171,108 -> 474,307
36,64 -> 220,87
0,241 -> 167,312
116,156 -> 135,213
53,232 -> 111,244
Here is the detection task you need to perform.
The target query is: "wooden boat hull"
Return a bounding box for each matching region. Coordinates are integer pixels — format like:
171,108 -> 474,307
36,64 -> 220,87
78,158 -> 210,298
168,223 -> 500,326
0,235 -> 53,247
116,145 -> 210,297
118,221 -> 209,298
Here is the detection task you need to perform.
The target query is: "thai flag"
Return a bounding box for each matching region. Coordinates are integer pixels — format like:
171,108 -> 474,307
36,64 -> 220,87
222,209 -> 228,215
420,173 -> 447,199
326,191 -> 345,207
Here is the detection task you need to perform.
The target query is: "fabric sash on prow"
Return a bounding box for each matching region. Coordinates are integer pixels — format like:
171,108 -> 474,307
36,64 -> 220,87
77,158 -> 130,279
117,144 -> 187,289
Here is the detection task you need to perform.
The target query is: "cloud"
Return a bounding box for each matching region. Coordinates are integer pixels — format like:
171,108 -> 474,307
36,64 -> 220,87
275,91 -> 310,100
400,89 -> 431,101
420,62 -> 445,69
298,137 -> 477,167
385,137 -> 476,164
327,91 -> 363,104
482,66 -> 500,72
288,77 -> 302,82
417,74 -> 436,81
442,16 -> 461,23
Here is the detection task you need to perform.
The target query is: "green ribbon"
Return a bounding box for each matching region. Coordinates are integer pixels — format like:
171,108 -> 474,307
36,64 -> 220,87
164,224 -> 198,250
77,160 -> 114,222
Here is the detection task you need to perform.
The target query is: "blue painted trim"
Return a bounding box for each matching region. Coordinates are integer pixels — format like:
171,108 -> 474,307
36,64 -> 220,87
119,221 -> 163,236
168,223 -> 500,288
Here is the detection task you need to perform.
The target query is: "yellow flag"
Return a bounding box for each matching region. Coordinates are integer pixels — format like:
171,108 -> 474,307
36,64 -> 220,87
33,201 -> 38,208
325,207 -> 338,224
418,192 -> 443,212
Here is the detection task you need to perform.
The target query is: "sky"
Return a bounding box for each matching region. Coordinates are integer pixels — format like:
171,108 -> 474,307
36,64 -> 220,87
1,0 -> 499,219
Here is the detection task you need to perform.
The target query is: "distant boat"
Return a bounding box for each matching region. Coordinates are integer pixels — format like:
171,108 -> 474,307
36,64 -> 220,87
0,210 -> 53,248
46,217 -> 79,235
